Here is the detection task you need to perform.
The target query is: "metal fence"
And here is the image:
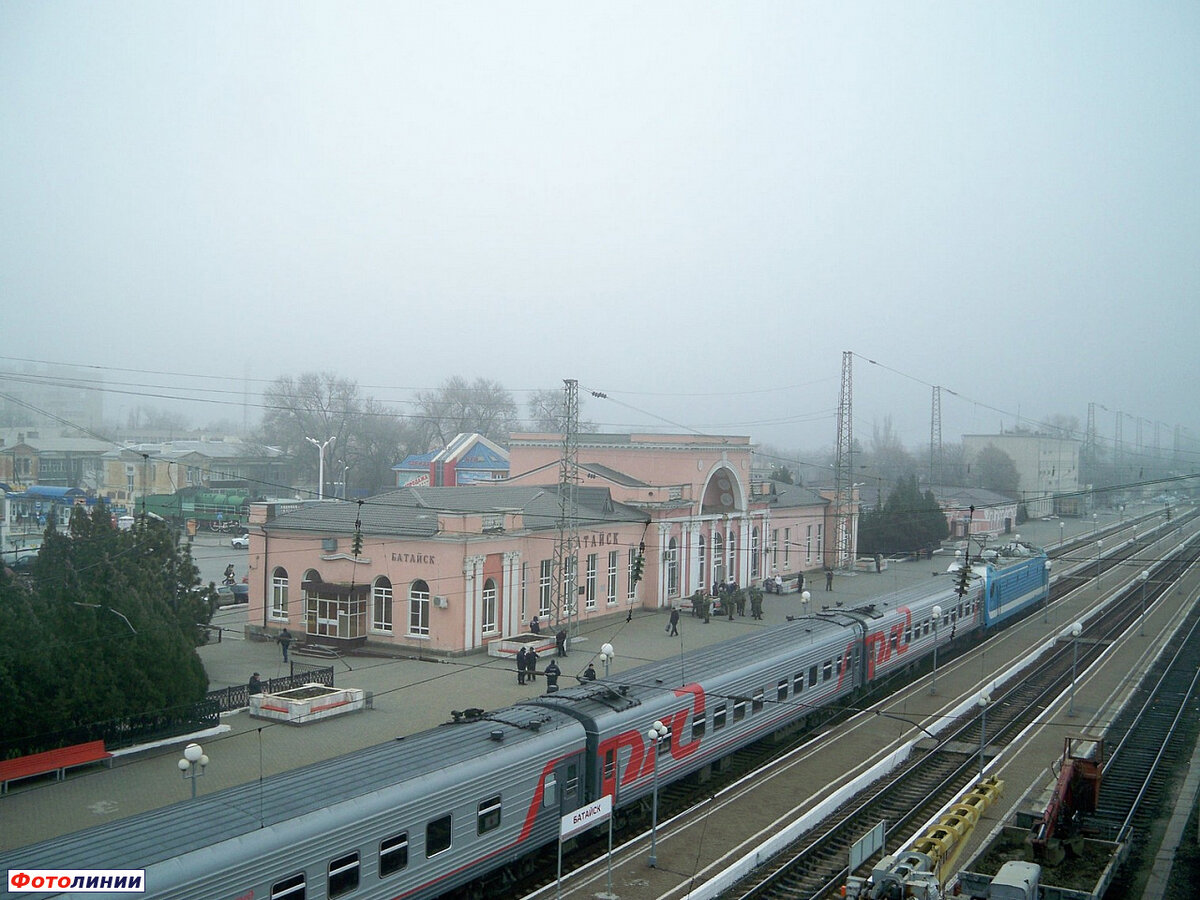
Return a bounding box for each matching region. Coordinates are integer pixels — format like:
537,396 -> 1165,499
1,664 -> 335,760
205,664 -> 335,714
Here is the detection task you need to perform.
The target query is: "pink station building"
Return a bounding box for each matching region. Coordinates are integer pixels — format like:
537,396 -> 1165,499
244,433 -> 856,656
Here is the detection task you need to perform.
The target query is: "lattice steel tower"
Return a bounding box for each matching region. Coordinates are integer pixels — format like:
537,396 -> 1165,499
930,386 -> 943,487
552,379 -> 580,632
833,351 -> 854,570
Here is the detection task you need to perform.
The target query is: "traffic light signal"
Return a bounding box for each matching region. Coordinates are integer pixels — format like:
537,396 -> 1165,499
631,542 -> 646,587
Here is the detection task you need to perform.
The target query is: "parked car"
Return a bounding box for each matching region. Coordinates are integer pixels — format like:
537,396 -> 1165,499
230,534 -> 250,549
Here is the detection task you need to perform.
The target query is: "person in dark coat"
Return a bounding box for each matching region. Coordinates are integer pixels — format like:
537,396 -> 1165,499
544,659 -> 561,692
248,673 -> 263,695
529,615 -> 541,634
525,647 -> 538,682
278,628 -> 292,662
668,607 -> 680,636
516,647 -> 528,684
583,662 -> 597,681
555,627 -> 568,657
825,568 -> 834,591
797,571 -> 805,593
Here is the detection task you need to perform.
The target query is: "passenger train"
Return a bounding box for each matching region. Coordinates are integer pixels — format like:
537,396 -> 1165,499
2,546 -> 1049,900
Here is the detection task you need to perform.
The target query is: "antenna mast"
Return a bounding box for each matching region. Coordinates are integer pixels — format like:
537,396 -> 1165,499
552,379 -> 581,635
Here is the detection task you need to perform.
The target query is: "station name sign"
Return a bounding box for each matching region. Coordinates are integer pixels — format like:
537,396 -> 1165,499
390,552 -> 436,564
559,794 -> 612,841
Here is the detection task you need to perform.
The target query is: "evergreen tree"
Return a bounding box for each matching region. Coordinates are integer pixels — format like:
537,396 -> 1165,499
0,504 -> 215,755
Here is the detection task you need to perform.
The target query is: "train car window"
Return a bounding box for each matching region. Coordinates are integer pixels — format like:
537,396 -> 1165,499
271,873 -> 306,900
793,672 -> 803,694
379,832 -> 409,877
777,679 -> 788,701
328,851 -> 360,898
733,698 -> 746,721
835,653 -> 844,673
691,711 -> 705,740
543,773 -> 558,808
956,603 -> 963,618
752,689 -> 764,713
603,748 -> 616,781
657,725 -> 671,755
713,703 -> 727,730
426,815 -> 452,857
822,660 -> 833,682
904,624 -> 912,643
477,796 -> 502,834
923,619 -> 931,636
808,664 -> 818,686
566,763 -> 579,802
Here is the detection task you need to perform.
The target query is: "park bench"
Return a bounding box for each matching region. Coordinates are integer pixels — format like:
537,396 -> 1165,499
0,740 -> 113,794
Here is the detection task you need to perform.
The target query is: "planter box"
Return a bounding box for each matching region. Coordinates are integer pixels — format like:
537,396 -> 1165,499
250,683 -> 365,725
487,633 -> 556,659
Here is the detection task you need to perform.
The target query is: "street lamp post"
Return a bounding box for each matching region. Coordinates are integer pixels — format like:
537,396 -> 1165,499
1139,570 -> 1149,636
1096,539 -> 1103,590
977,693 -> 991,777
1043,560 -> 1052,624
304,436 -> 336,501
647,719 -> 669,867
1067,622 -> 1082,716
1059,521 -> 1065,547
930,604 -> 943,695
1092,512 -> 1098,535
178,742 -> 209,798
600,642 -> 615,678
800,590 -> 810,616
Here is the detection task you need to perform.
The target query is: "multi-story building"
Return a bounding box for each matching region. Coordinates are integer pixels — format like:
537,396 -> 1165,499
962,431 -> 1081,518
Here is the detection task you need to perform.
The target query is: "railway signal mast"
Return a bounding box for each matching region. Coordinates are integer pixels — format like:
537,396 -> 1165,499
552,380 -> 581,636
833,351 -> 855,571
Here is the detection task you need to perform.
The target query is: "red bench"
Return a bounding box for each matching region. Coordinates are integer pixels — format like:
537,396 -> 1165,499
0,740 -> 113,794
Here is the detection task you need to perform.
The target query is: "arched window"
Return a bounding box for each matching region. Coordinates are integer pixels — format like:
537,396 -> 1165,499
409,579 -> 431,637
372,576 -> 393,633
727,533 -> 736,583
666,537 -> 679,596
712,531 -> 723,585
481,578 -> 498,634
751,527 -> 760,579
270,567 -> 289,620
697,534 -> 706,588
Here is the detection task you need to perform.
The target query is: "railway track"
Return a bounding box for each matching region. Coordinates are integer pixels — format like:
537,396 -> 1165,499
717,525 -> 1200,900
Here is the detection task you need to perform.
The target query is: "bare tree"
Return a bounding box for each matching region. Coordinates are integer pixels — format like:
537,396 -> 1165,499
414,377 -> 519,448
524,388 -> 598,434
257,373 -> 416,497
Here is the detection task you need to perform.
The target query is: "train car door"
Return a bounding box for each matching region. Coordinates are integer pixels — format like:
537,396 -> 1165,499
551,754 -> 582,816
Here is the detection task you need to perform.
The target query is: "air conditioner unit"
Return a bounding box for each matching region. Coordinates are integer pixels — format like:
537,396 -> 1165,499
433,595 -> 449,609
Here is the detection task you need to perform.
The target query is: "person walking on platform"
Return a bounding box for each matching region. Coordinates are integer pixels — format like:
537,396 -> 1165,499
555,627 -> 568,657
750,588 -> 763,620
278,628 -> 292,662
525,647 -> 538,683
516,647 -> 528,685
668,607 -> 680,636
797,571 -> 805,594
825,568 -> 834,591
544,659 -> 561,692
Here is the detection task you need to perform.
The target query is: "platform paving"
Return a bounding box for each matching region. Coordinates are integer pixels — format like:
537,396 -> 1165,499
0,512 -> 1149,860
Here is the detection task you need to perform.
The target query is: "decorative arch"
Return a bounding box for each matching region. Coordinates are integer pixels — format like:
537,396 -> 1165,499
701,465 -> 744,515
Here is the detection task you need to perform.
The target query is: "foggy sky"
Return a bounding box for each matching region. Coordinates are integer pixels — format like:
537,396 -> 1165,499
2,2 -> 1197,454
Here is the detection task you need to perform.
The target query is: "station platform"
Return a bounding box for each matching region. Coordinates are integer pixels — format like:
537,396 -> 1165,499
0,512 -> 1148,860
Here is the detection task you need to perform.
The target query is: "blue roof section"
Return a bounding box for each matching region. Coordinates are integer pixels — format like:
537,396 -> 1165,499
19,485 -> 85,500
392,450 -> 438,472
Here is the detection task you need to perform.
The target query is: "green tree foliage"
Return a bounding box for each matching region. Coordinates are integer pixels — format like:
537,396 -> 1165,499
768,465 -> 794,484
972,445 -> 1020,496
0,504 -> 215,755
857,476 -> 949,556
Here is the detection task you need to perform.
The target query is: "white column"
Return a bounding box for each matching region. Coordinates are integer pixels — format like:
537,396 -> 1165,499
656,523 -> 670,609
463,556 -> 484,650
503,551 -> 521,637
